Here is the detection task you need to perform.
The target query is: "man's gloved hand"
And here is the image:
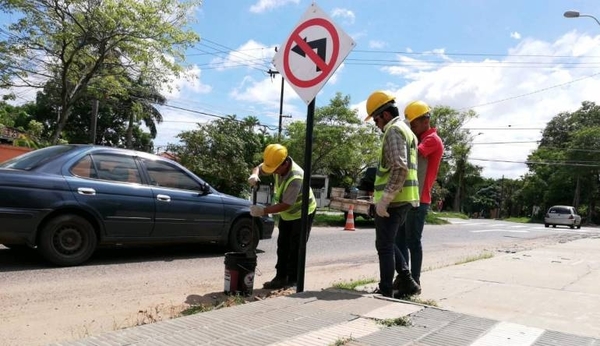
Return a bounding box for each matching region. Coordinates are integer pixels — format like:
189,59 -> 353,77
375,192 -> 395,217
247,174 -> 260,186
250,205 -> 265,217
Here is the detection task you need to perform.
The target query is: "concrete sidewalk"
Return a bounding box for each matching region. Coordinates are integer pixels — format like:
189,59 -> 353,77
51,237 -> 600,346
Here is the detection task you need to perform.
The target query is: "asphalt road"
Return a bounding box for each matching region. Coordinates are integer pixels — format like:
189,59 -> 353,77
0,217 -> 593,278
1,217 -> 597,346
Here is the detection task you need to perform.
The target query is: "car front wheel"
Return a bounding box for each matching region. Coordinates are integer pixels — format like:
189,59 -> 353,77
228,218 -> 259,253
544,224 -> 549,228
38,214 -> 97,266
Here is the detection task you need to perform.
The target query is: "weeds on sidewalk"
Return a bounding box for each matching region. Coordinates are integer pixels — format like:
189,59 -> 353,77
180,287 -> 297,317
401,295 -> 439,307
455,252 -> 493,265
332,278 -> 377,290
330,336 -> 356,346
181,294 -> 247,316
376,316 -> 412,327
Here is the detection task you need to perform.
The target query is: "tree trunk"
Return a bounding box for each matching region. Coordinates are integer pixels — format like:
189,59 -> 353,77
573,175 -> 580,209
453,168 -> 463,212
126,112 -> 134,149
50,106 -> 71,145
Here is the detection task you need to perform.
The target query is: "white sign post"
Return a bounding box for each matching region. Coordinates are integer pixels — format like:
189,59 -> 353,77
272,3 -> 355,104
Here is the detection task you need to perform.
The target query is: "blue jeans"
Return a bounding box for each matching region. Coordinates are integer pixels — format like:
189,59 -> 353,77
374,204 -> 411,296
396,203 -> 429,284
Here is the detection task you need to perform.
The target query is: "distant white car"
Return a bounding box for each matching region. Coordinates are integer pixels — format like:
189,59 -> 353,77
544,205 -> 582,229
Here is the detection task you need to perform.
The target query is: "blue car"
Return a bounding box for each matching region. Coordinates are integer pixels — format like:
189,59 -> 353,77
0,145 -> 274,266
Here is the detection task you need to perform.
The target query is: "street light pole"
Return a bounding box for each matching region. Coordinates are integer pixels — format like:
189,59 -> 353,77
563,10 -> 600,26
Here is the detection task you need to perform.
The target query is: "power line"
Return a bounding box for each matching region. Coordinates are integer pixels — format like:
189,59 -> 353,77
459,71 -> 600,111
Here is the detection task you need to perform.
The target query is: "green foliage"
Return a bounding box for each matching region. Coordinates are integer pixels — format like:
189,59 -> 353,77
0,0 -> 201,143
527,101 -> 600,223
169,115 -> 267,197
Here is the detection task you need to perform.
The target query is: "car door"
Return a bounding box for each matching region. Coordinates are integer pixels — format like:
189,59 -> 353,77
140,158 -> 225,239
67,153 -> 155,237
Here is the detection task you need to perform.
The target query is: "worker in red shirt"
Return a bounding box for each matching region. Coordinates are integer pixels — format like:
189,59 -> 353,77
394,100 -> 444,292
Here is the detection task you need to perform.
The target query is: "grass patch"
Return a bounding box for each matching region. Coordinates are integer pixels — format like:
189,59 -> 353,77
455,252 -> 494,265
180,294 -> 247,316
314,210 -> 450,227
402,296 -> 439,307
329,336 -> 356,346
435,211 -> 469,219
332,278 -> 377,290
377,316 -> 412,327
504,217 -> 532,223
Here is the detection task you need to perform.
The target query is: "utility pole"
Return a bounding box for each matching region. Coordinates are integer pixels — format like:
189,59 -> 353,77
267,69 -> 292,141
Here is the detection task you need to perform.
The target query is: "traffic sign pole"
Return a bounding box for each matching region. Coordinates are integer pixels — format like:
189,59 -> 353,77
272,2 -> 355,293
296,98 -> 315,293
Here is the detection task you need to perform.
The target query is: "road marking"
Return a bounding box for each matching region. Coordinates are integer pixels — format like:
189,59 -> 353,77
470,321 -> 544,346
471,229 -> 529,233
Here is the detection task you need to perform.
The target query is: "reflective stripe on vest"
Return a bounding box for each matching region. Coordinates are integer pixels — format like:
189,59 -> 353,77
373,120 -> 419,205
274,161 -> 317,221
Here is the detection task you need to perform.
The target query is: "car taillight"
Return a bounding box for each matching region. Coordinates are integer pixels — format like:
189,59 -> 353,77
569,215 -> 574,219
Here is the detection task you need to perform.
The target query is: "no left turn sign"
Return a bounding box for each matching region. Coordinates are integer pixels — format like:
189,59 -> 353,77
272,3 -> 356,104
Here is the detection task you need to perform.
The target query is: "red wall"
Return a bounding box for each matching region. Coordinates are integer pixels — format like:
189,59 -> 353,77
0,144 -> 33,163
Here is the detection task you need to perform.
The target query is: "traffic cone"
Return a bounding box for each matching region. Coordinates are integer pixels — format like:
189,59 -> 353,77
344,205 -> 356,231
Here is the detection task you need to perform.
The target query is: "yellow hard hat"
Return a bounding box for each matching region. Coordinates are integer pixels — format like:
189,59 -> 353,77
365,91 -> 396,121
404,100 -> 431,122
262,144 -> 288,174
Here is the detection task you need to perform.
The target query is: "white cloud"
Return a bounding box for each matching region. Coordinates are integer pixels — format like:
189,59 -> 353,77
229,74 -> 302,122
208,40 -> 275,71
511,31 -> 522,40
355,31 -> 600,179
331,8 -> 355,25
369,40 -> 387,49
249,0 -> 300,13
160,65 -> 212,100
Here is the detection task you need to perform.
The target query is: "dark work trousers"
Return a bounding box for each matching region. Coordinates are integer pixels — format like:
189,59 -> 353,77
396,203 -> 429,284
374,203 -> 411,296
275,211 -> 316,283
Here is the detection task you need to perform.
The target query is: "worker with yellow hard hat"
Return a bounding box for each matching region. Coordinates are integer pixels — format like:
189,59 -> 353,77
396,100 -> 444,291
248,144 -> 317,289
364,90 -> 421,298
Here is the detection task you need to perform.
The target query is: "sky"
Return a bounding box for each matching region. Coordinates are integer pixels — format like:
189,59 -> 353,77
5,0 -> 600,180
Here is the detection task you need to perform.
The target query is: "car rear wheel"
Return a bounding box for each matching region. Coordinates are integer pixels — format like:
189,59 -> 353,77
544,224 -> 549,228
577,225 -> 581,229
38,214 -> 97,266
570,224 -> 575,229
228,218 -> 259,253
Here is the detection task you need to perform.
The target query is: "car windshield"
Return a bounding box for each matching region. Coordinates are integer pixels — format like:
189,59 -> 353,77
0,145 -> 76,170
549,207 -> 570,214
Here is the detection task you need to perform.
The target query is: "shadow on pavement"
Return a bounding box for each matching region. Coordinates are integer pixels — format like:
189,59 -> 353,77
0,244 -> 266,272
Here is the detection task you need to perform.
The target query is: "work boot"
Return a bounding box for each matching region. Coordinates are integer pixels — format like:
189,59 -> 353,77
263,276 -> 288,289
394,271 -> 421,298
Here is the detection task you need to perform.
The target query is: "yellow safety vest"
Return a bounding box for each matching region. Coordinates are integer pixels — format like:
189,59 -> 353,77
373,119 -> 419,206
274,161 -> 317,221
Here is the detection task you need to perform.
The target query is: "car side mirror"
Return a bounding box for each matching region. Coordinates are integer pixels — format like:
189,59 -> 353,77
200,182 -> 211,195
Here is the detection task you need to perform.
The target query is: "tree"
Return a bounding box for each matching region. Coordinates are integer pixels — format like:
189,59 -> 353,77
0,0 -> 201,143
528,101 -> 600,223
430,106 -> 481,213
168,115 -> 267,197
284,92 -> 380,187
